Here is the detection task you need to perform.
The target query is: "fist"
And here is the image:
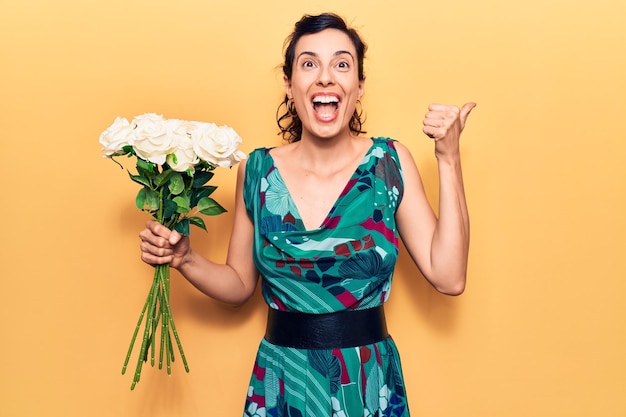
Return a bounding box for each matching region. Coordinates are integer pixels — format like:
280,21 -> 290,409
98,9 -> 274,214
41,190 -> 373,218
423,102 -> 475,139
423,102 -> 476,157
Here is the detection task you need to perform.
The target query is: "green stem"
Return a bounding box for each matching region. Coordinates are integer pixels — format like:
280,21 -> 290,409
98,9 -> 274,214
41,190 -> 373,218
149,286 -> 162,367
158,297 -> 166,370
165,311 -> 171,374
157,183 -> 164,224
160,270 -> 189,372
121,290 -> 151,375
160,266 -> 172,374
129,269 -> 160,390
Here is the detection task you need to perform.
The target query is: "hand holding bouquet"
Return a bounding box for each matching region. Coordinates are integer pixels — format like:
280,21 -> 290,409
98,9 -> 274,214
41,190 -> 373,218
100,113 -> 245,389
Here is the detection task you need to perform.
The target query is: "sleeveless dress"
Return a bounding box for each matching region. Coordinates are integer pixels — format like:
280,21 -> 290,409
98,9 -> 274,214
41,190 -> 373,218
243,137 -> 410,417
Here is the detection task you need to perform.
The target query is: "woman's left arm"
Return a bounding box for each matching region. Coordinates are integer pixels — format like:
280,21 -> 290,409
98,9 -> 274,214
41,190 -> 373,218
395,102 -> 476,295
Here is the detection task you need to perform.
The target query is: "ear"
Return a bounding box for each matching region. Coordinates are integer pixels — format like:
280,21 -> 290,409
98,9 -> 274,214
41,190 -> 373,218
283,75 -> 292,100
358,76 -> 366,100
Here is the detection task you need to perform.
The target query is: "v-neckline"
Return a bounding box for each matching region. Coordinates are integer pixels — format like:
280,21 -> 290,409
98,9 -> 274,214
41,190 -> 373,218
267,139 -> 376,232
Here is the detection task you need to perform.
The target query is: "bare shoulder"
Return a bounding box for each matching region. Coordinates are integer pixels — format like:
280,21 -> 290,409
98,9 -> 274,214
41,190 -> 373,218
236,156 -> 248,175
268,141 -> 296,160
389,140 -> 419,172
389,139 -> 411,157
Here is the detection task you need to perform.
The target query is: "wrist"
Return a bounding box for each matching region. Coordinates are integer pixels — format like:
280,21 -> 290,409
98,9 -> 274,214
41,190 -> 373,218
435,151 -> 462,167
173,247 -> 194,271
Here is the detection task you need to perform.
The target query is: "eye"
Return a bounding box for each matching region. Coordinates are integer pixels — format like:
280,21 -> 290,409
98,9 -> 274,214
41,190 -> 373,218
336,61 -> 351,70
302,60 -> 316,68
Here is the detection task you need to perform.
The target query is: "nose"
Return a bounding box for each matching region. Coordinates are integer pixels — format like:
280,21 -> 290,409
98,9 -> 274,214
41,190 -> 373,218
317,66 -> 334,87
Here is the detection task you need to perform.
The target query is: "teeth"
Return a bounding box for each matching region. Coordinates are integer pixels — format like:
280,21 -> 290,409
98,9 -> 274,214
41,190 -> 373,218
312,95 -> 339,104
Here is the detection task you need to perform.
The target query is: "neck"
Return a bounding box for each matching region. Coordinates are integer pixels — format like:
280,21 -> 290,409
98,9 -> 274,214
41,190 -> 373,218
293,133 -> 369,172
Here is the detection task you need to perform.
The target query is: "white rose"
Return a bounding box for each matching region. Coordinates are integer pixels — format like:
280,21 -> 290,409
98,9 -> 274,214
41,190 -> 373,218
191,122 -> 244,168
231,148 -> 247,164
166,119 -> 199,172
131,113 -> 175,165
99,117 -> 134,156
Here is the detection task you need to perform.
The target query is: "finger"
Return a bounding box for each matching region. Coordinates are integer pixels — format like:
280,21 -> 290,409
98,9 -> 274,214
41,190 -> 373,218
423,111 -> 447,123
139,228 -> 174,253
145,220 -> 185,247
423,126 -> 446,140
169,229 -> 182,245
140,250 -> 173,266
146,220 -> 164,236
423,119 -> 441,132
424,109 -> 446,119
423,114 -> 452,140
140,235 -> 173,254
459,102 -> 477,127
427,105 -> 460,125
427,103 -> 453,112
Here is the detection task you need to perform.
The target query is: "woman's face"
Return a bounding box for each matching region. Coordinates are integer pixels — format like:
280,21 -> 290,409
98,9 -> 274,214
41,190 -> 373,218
285,28 -> 365,141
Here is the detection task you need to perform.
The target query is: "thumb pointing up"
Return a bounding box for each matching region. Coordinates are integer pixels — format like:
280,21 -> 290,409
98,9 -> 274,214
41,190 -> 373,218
459,102 -> 477,131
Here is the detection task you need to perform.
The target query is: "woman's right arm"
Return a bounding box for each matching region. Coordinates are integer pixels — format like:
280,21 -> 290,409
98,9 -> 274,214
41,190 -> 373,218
139,159 -> 259,306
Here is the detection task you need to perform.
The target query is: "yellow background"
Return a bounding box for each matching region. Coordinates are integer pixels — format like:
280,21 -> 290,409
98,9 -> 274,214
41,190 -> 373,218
1,0 -> 625,416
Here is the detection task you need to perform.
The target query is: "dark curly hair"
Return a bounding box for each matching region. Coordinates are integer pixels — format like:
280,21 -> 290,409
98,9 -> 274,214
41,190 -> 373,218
277,13 -> 368,143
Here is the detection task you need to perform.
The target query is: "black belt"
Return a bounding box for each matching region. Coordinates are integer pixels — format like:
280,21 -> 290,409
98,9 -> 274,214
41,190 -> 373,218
264,306 -> 389,349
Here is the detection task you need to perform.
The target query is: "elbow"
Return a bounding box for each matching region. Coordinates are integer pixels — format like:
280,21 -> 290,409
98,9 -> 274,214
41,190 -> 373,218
439,282 -> 465,296
205,282 -> 257,308
226,288 -> 256,307
228,299 -> 250,309
222,295 -> 252,309
433,274 -> 466,296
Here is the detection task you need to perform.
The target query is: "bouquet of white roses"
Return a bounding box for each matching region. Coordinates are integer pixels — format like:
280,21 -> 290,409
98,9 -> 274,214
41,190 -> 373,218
100,113 -> 245,390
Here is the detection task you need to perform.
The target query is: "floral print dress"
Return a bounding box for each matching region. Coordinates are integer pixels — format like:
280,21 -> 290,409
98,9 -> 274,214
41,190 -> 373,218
243,138 -> 410,417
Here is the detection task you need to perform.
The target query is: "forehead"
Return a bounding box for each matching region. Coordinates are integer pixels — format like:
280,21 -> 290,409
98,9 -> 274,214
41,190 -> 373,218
294,28 -> 357,58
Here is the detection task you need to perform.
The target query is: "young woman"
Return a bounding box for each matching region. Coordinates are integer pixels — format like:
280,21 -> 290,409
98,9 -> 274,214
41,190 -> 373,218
139,13 -> 475,417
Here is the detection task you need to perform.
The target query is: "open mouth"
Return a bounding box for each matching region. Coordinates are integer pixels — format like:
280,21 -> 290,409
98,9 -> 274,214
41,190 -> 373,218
312,94 -> 340,121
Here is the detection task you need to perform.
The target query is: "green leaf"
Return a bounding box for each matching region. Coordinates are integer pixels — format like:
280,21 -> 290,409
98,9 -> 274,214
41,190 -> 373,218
155,169 -> 174,188
173,195 -> 191,214
168,173 -> 185,195
128,172 -> 151,187
135,188 -> 147,210
197,197 -> 227,216
137,158 -> 155,174
163,198 -> 178,220
199,185 -> 218,198
192,170 -> 214,188
145,188 -> 160,211
190,186 -> 217,207
173,219 -> 190,236
197,160 -> 217,170
188,216 -> 207,231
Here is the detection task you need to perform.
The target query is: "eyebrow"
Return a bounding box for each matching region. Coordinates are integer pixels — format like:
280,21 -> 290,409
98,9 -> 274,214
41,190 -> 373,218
296,50 -> 355,60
